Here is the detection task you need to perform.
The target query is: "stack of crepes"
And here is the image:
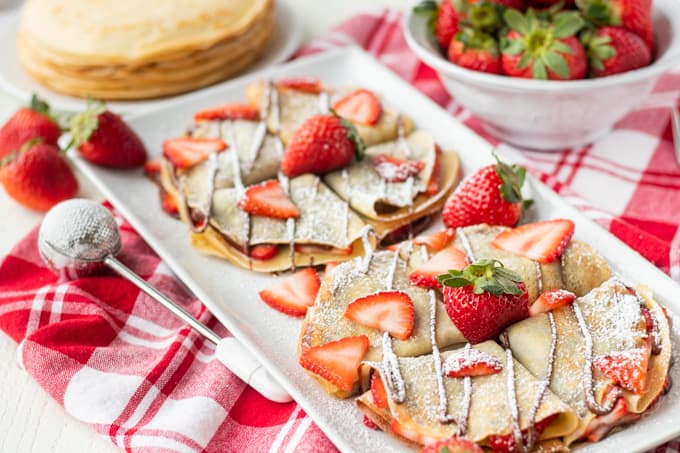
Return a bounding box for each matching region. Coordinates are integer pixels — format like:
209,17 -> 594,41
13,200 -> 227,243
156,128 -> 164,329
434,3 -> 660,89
16,0 -> 274,100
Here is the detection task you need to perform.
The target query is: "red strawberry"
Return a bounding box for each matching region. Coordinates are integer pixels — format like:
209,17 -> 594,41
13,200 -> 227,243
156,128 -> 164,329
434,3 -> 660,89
529,289 -> 576,316
583,397 -> 638,442
324,261 -> 340,284
425,146 -> 442,196
409,246 -> 469,289
298,335 -> 370,392
501,9 -> 587,80
0,142 -> 78,212
593,345 -> 650,394
282,114 -> 364,177
491,219 -> 575,264
576,0 -> 653,50
162,137 -> 227,169
363,416 -> 380,430
238,179 -> 300,219
448,28 -> 501,74
70,102 -> 147,168
161,192 -> 179,216
489,414 -> 557,453
442,347 -> 504,377
0,95 -> 61,160
294,244 -> 353,256
413,229 -> 455,251
440,260 -> 529,344
370,372 -> 389,409
259,267 -> 320,317
414,0 -> 460,51
143,159 -> 161,176
344,290 -> 415,340
277,76 -> 323,94
373,154 -> 425,183
193,103 -> 259,122
582,26 -> 651,77
250,244 -> 279,261
442,156 -> 527,229
332,89 -> 382,125
422,437 -> 484,453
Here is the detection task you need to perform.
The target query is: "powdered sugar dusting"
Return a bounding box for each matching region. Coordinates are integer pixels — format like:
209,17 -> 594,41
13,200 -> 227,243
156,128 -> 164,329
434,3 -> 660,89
457,227 -> 476,263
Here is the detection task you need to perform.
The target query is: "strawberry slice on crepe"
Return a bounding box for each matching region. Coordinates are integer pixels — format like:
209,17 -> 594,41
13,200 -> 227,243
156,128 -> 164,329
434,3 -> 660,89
162,137 -> 227,169
344,290 -> 415,340
193,103 -> 259,121
299,335 -> 370,392
332,89 -> 382,125
238,179 -> 300,219
492,219 -> 575,264
408,246 -> 469,289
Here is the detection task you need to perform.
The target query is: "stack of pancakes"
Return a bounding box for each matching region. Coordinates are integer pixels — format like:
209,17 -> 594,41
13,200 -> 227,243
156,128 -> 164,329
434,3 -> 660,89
17,0 -> 274,100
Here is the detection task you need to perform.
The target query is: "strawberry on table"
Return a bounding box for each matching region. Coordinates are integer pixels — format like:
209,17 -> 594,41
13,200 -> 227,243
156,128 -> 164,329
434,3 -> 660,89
421,437 -> 484,453
501,8 -> 587,80
238,179 -> 300,219
409,246 -> 469,289
298,335 -> 370,392
0,141 -> 78,212
529,289 -> 576,316
442,155 -> 528,229
582,26 -> 652,77
491,218 -> 575,263
276,76 -> 323,94
0,95 -> 61,160
448,27 -> 501,74
281,114 -> 364,177
442,347 -> 504,377
162,137 -> 227,169
373,153 -> 425,183
576,0 -> 653,51
414,0 -> 461,51
438,259 -> 529,344
344,290 -> 415,340
193,103 -> 259,122
332,89 -> 382,125
258,267 -> 320,317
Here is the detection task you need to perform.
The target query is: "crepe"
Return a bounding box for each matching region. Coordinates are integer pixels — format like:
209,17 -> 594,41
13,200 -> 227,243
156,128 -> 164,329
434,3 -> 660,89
357,341 -> 579,449
506,278 -> 672,444
299,248 -> 465,397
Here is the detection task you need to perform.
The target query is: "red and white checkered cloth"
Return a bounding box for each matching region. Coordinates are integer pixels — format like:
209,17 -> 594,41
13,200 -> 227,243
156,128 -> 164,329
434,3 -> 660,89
0,8 -> 679,453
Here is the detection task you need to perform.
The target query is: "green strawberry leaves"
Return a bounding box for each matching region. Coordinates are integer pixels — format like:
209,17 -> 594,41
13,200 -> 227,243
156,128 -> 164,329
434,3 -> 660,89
455,27 -> 498,54
413,0 -> 439,34
494,153 -> 526,204
553,11 -> 585,38
29,94 -> 50,116
339,116 -> 366,161
581,28 -> 616,71
67,98 -> 106,150
438,259 -> 524,296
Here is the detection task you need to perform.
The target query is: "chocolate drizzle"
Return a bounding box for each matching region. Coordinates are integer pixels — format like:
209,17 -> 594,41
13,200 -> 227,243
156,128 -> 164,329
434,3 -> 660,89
526,312 -> 557,449
224,121 -> 251,260
456,228 -> 476,263
269,81 -> 281,133
504,341 -> 525,452
381,332 -> 406,403
535,261 -> 543,296
359,225 -> 377,274
278,172 -> 296,271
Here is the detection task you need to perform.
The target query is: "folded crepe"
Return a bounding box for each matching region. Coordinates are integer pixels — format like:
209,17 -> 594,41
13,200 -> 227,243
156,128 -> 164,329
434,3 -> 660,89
245,80 -> 415,146
299,248 -> 465,397
357,340 -> 579,450
506,278 -> 672,445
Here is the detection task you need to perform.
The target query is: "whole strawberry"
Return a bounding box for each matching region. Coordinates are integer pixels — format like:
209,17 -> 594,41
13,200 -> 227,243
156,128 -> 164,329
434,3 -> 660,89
414,0 -> 460,50
459,0 -> 524,32
282,114 -> 364,177
448,27 -> 501,74
69,102 -> 147,168
438,259 -> 529,344
442,155 -> 527,229
582,26 -> 652,77
0,95 -> 61,160
501,9 -> 587,80
576,0 -> 653,51
0,142 -> 78,212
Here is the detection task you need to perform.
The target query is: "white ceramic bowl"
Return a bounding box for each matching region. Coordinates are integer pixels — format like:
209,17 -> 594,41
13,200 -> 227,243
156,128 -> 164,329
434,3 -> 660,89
404,0 -> 680,150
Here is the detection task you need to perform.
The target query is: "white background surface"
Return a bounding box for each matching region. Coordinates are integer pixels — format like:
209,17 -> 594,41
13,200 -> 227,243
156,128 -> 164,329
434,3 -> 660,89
0,1 -> 408,451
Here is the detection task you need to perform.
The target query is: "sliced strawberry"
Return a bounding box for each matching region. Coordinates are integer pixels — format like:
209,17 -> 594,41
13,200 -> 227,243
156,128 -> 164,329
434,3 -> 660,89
413,229 -> 455,252
143,159 -> 161,176
161,192 -> 179,216
442,347 -> 503,378
298,335 -> 369,392
363,416 -> 380,430
492,219 -> 575,264
277,76 -> 323,94
344,290 -> 415,340
422,437 -> 484,453
583,397 -> 640,442
390,419 -> 441,445
324,261 -> 340,284
593,345 -> 650,394
425,146 -> 442,196
332,89 -> 382,125
294,244 -> 353,256
258,267 -> 320,317
370,372 -> 389,409
408,246 -> 469,289
373,153 -> 425,183
529,289 -> 576,316
162,137 -> 227,169
238,180 -> 300,219
250,244 -> 278,261
489,414 -> 557,453
193,103 -> 259,122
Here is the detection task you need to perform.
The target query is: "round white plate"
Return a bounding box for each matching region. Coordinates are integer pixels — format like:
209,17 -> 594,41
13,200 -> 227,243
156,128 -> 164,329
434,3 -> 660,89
0,0 -> 302,114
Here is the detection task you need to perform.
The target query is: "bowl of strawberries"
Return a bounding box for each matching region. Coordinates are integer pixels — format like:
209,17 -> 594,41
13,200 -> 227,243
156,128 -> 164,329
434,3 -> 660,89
404,0 -> 680,150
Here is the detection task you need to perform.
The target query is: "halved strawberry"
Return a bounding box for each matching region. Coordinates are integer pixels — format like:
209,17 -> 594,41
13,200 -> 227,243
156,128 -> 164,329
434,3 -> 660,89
413,229 -> 455,252
193,103 -> 259,122
294,244 -> 353,256
277,76 -> 323,94
332,89 -> 382,126
258,267 -> 320,317
422,437 -> 484,453
344,290 -> 415,340
161,192 -> 179,216
408,246 -> 469,289
373,153 -> 425,183
162,137 -> 227,169
425,146 -> 442,196
492,219 -> 575,264
238,180 -> 300,219
442,347 -> 503,377
529,289 -> 576,316
489,414 -> 557,453
370,372 -> 389,409
363,416 -> 380,430
583,397 -> 640,442
593,344 -> 650,394
250,244 -> 278,261
298,335 -> 370,392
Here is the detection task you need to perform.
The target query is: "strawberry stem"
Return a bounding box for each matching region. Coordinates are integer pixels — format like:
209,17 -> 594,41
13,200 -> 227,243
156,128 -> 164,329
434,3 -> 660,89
438,259 -> 524,296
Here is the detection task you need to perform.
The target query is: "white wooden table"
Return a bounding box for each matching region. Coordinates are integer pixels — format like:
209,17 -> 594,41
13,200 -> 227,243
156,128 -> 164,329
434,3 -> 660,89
0,1 -> 409,451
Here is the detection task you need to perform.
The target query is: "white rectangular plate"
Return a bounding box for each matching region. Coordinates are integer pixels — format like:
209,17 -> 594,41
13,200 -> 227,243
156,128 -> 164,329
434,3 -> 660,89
72,47 -> 680,453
